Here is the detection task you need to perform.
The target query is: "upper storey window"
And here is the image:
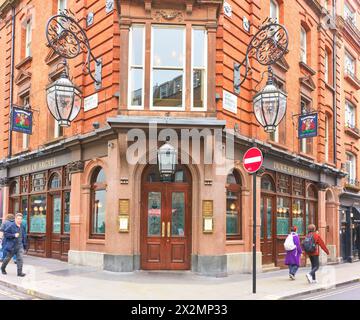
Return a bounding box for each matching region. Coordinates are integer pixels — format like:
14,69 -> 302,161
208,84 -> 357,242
25,20 -> 32,58
151,26 -> 185,110
192,28 -> 207,111
128,24 -> 208,111
345,51 -> 356,78
300,27 -> 307,64
58,0 -> 67,12
270,0 -> 280,21
129,25 -> 145,109
344,3 -> 356,25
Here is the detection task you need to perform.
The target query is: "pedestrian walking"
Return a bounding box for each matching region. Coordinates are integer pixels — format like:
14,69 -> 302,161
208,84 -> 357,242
1,213 -> 27,277
284,226 -> 302,280
0,214 -> 16,263
302,224 -> 329,284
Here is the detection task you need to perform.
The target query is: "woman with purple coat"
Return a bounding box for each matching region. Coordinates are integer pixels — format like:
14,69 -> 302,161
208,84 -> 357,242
285,226 -> 302,280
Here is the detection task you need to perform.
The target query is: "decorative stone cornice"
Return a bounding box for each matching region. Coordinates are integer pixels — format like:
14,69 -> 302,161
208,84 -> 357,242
0,177 -> 10,187
67,161 -> 85,174
317,182 -> 330,191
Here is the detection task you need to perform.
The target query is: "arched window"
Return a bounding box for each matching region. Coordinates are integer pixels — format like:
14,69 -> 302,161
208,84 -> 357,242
261,175 -> 276,192
226,170 -> 242,239
49,173 -> 61,189
90,167 -> 107,237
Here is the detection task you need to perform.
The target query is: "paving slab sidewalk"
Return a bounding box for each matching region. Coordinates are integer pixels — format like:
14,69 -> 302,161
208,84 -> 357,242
0,255 -> 359,300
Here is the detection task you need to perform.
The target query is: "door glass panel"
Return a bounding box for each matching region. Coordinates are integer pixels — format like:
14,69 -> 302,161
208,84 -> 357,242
21,197 -> 28,232
148,192 -> 161,236
52,195 -> 61,234
276,197 -> 290,235
292,199 -> 305,235
30,195 -> 46,233
267,198 -> 272,238
260,197 -> 264,239
171,192 -> 185,237
64,192 -> 70,233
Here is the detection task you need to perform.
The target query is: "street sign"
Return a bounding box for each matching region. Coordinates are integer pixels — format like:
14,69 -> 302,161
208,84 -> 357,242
243,147 -> 263,174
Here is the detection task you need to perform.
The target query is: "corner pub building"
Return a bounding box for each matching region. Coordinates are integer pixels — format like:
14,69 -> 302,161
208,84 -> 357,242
0,0 -> 348,276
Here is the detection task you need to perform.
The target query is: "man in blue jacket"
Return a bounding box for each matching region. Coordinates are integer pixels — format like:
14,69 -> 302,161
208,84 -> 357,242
1,213 -> 27,277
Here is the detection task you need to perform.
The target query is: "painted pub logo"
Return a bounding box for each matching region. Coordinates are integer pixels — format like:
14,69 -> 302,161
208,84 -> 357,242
298,113 -> 318,139
11,107 -> 33,135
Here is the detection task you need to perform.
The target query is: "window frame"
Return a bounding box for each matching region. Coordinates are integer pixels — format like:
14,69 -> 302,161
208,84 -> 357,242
346,152 -> 357,184
58,0 -> 67,12
226,170 -> 242,240
270,0 -> 280,21
90,167 -> 107,239
324,115 -> 329,162
191,27 -> 208,111
300,26 -> 307,64
345,51 -> 356,78
150,24 -> 187,111
344,3 -> 356,24
345,100 -> 356,129
25,19 -> 32,58
324,50 -> 329,83
128,24 -> 146,110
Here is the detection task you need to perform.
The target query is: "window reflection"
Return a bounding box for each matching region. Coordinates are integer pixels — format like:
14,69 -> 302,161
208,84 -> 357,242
152,26 -> 185,108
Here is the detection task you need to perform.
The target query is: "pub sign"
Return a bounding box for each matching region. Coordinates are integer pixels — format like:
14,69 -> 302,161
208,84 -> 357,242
298,113 -> 318,139
11,107 -> 33,135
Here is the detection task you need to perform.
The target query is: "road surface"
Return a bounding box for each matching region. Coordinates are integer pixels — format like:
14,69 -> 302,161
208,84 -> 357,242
288,282 -> 360,300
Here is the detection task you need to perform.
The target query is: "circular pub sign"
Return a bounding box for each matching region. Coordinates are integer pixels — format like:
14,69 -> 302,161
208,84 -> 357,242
243,147 -> 263,174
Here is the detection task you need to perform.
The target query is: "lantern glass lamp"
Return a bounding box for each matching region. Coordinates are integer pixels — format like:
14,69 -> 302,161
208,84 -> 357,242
253,69 -> 287,133
157,142 -> 177,178
46,63 -> 82,127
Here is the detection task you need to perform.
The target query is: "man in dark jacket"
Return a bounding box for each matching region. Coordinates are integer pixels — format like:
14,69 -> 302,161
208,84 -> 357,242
304,224 -> 329,284
0,214 -> 15,262
1,213 -> 27,277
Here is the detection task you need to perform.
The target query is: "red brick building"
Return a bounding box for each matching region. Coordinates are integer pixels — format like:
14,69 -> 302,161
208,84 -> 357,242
0,0 -> 357,275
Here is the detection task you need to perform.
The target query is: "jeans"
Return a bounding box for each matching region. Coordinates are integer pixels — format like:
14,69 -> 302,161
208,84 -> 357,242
1,249 -> 16,262
1,246 -> 24,274
309,255 -> 320,280
289,264 -> 299,276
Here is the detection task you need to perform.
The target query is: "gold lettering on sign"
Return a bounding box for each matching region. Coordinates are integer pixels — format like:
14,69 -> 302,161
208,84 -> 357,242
273,162 -> 311,178
19,158 -> 57,175
119,199 -> 130,215
203,200 -> 213,217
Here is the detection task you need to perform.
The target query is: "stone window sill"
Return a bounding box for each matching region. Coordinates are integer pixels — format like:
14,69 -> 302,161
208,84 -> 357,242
267,140 -> 289,152
15,56 -> 32,70
298,152 -> 316,161
299,61 -> 316,76
86,238 -> 105,245
226,240 -> 245,246
345,127 -> 360,139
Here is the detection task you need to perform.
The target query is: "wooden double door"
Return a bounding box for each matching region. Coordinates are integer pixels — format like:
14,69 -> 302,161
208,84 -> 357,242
141,183 -> 192,270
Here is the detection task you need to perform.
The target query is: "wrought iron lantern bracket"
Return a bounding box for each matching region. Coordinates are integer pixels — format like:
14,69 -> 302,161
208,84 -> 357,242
234,18 -> 289,94
46,9 -> 102,90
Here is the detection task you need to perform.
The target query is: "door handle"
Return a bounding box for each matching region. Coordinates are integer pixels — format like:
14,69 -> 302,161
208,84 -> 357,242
162,222 -> 165,238
167,222 -> 171,238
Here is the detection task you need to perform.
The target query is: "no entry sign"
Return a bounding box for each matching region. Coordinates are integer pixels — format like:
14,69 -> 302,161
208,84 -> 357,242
243,147 -> 263,174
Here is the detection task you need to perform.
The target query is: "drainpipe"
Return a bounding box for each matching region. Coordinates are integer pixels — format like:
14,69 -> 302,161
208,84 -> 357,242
332,0 -> 337,172
7,5 -> 16,159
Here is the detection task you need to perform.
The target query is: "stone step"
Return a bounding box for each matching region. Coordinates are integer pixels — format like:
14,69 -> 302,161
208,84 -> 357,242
262,264 -> 281,273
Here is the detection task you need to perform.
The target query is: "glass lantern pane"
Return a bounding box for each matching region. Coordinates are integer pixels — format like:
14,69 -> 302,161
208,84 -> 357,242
254,98 -> 266,127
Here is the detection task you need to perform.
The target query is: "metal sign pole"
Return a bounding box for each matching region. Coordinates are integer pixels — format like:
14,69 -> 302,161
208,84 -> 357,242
253,172 -> 257,294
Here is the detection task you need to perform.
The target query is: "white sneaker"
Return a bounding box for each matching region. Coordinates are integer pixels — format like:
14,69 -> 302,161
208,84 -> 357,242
289,274 -> 295,280
306,273 -> 313,283
312,280 -> 318,284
